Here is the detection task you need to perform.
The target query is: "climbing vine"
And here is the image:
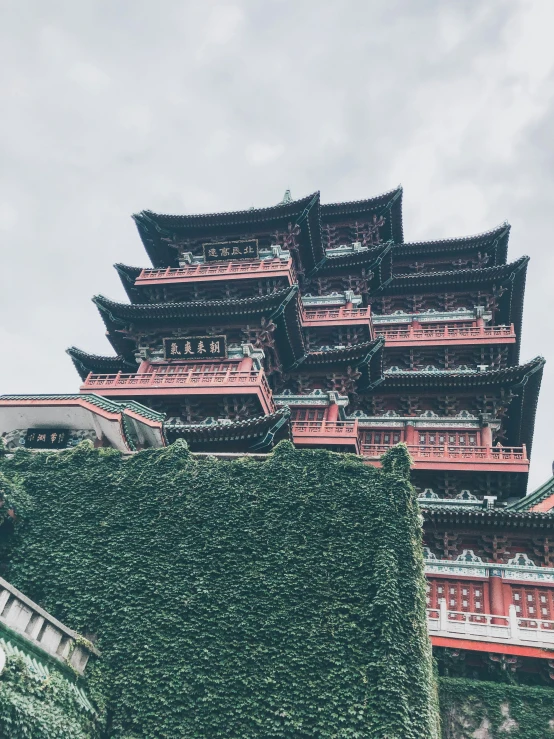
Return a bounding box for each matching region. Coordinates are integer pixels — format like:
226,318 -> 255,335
1,440 -> 438,738
0,655 -> 98,739
439,677 -> 554,738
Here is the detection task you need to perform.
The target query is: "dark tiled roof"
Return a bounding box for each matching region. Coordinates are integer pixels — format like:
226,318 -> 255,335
92,286 -> 306,367
66,346 -> 135,380
394,223 -> 510,265
508,476 -> 554,512
132,192 -> 324,271
382,357 -> 544,390
423,507 -> 554,529
293,338 -> 385,390
0,394 -> 165,423
299,338 -> 383,367
165,409 -> 290,451
314,243 -> 394,290
114,264 -> 142,302
135,193 -> 318,230
381,357 -> 545,453
93,286 -> 298,325
320,187 -> 404,244
378,256 -> 528,356
383,256 -> 528,292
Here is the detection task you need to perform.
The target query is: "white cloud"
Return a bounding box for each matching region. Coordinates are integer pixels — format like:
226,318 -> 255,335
68,62 -> 110,91
1,0 -> 553,487
205,4 -> 244,45
0,203 -> 18,232
245,142 -> 285,165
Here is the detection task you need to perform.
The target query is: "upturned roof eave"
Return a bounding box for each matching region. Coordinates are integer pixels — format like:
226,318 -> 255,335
507,476 -> 554,511
132,192 -> 322,269
296,338 -> 383,368
92,285 -> 298,324
381,356 -> 544,390
320,186 -> 404,243
394,223 -> 511,264
378,255 -> 529,294
91,285 -> 306,367
133,192 -> 319,231
381,356 -> 545,451
422,507 -> 554,528
165,409 -> 291,449
0,393 -> 165,424
313,241 -> 393,276
66,347 -> 134,381
114,264 -> 143,302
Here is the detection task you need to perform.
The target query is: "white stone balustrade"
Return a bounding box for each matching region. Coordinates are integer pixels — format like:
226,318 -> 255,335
0,576 -> 98,674
428,599 -> 554,650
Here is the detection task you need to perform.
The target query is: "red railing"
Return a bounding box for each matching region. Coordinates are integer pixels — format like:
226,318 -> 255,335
81,368 -> 275,412
361,444 -> 528,464
136,259 -> 296,284
375,323 -> 516,344
292,420 -> 359,436
302,306 -> 371,324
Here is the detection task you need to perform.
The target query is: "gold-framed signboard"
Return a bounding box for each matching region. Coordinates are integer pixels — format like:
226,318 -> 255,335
163,336 -> 227,360
202,239 -> 259,263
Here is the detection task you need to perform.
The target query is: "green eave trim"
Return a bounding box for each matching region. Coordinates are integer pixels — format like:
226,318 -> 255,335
508,475 -> 554,512
0,394 -> 165,425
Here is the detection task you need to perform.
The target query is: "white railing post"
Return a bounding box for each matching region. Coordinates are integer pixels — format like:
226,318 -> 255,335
438,598 -> 448,632
508,604 -> 520,642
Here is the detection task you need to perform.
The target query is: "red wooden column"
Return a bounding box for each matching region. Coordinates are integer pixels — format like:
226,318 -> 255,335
239,355 -> 253,372
327,403 -> 340,423
405,422 -> 416,445
489,568 -> 506,624
481,424 -> 493,449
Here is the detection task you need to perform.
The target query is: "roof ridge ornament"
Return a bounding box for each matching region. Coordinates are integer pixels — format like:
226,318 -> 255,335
280,189 -> 292,205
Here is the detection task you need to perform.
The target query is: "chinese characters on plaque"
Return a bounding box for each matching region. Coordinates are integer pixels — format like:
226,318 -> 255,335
202,239 -> 259,263
25,429 -> 70,449
163,336 -> 227,360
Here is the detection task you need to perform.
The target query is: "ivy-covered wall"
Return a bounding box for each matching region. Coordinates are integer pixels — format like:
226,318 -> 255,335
0,655 -> 98,739
0,440 -> 438,738
439,677 -> 554,738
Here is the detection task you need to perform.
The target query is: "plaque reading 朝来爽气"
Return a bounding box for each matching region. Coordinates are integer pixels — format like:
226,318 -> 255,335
163,336 -> 227,360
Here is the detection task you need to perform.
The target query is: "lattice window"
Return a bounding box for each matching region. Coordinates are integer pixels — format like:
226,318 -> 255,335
417,432 -> 479,446
427,579 -> 486,618
291,409 -> 325,422
512,587 -> 554,627
363,430 -> 402,446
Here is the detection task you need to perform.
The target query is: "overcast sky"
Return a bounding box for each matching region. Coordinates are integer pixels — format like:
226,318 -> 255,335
1,0 -> 553,488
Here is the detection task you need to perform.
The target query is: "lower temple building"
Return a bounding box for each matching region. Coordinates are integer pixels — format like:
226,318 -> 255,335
1,187 -> 551,683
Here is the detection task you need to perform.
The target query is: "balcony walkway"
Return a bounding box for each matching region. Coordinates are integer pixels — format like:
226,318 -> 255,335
291,420 -> 360,451
301,306 -> 371,328
428,599 -> 554,657
376,323 -> 516,347
81,367 -> 275,414
362,444 -> 528,472
135,259 -> 296,286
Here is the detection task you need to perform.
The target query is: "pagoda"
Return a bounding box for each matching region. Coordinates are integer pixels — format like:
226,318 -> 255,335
2,186 -> 552,683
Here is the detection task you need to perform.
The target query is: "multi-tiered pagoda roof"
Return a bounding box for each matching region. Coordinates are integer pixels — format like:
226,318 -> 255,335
59,189 -> 542,485
1,185 -> 552,682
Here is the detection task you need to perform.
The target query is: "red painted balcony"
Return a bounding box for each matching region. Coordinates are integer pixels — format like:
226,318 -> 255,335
301,306 -> 371,328
81,366 -> 275,414
428,600 -> 554,657
135,259 -> 296,287
375,323 -> 516,347
361,444 -> 528,472
292,420 -> 360,451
